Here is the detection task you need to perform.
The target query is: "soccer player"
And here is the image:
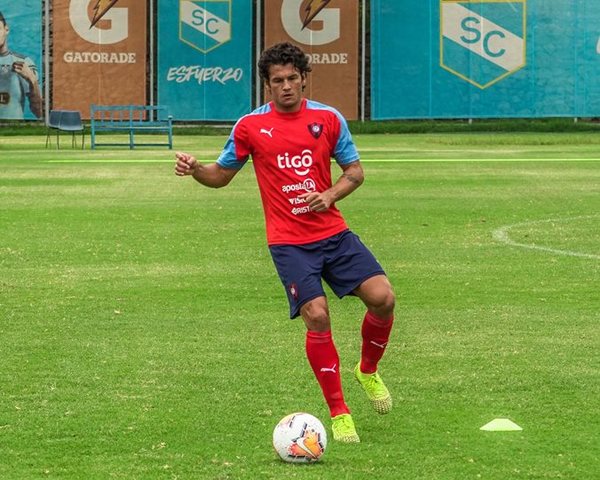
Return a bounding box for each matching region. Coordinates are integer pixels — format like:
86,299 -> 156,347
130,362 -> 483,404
0,10 -> 43,119
174,42 -> 395,443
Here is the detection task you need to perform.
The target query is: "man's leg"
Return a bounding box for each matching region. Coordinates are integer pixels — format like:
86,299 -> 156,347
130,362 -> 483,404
301,297 -> 359,443
353,275 -> 395,414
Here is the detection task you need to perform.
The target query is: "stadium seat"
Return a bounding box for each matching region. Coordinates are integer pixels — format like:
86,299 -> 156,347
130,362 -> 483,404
45,110 -> 62,149
58,111 -> 85,149
45,110 -> 85,149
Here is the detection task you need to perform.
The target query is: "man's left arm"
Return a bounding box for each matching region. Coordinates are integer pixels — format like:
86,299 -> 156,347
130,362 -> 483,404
13,61 -> 43,118
299,161 -> 364,213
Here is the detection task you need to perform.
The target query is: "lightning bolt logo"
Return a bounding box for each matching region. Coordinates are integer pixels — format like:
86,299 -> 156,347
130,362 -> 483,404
301,0 -> 332,30
90,0 -> 121,28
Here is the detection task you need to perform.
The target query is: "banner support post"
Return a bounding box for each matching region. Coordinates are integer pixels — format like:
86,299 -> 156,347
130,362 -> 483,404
44,0 -> 50,124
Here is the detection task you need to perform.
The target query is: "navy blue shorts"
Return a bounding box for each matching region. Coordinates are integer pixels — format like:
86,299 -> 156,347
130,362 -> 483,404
269,230 -> 386,319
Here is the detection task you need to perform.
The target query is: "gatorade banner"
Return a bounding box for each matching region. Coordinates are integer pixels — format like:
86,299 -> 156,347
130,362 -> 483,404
371,0 -> 600,119
52,0 -> 147,120
0,2 -> 43,120
157,0 -> 253,121
264,0 -> 359,120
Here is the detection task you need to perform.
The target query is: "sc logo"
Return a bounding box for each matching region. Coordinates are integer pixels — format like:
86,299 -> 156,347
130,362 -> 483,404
69,0 -> 128,45
281,0 -> 340,45
460,16 -> 505,57
191,9 -> 220,34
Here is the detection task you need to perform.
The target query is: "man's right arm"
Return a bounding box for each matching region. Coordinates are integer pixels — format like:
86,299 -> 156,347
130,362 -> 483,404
174,152 -> 238,188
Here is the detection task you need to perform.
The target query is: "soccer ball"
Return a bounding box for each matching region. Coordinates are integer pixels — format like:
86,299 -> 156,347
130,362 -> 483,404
272,412 -> 327,463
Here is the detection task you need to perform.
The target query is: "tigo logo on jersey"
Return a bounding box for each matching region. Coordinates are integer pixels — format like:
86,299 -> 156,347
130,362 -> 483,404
440,0 -> 526,89
277,150 -> 313,176
180,0 -> 232,53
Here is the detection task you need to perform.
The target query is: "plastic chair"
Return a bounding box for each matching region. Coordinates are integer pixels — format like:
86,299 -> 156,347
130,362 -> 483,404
45,110 -> 62,149
58,111 -> 85,149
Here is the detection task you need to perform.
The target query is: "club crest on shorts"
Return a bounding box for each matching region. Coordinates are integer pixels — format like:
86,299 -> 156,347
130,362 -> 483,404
289,283 -> 299,300
307,123 -> 323,139
179,0 -> 232,53
440,0 -> 526,89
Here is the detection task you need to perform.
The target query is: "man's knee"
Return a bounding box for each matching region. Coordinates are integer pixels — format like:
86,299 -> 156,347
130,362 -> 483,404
371,287 -> 395,319
380,288 -> 396,314
300,297 -> 331,331
357,275 -> 395,319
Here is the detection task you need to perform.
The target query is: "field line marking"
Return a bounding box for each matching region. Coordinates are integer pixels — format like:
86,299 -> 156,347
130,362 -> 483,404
492,215 -> 600,260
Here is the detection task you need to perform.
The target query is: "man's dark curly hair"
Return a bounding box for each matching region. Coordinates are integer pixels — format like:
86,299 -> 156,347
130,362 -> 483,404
258,42 -> 312,82
0,11 -> 6,26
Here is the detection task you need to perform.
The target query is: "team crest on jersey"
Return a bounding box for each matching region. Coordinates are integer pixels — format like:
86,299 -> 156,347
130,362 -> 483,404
307,123 -> 323,139
180,0 -> 232,53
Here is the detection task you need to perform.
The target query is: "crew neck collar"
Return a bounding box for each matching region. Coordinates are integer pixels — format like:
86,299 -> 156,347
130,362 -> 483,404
269,98 -> 306,118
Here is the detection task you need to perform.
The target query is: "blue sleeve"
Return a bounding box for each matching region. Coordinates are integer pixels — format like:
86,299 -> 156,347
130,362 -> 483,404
216,121 -> 249,170
332,112 -> 359,165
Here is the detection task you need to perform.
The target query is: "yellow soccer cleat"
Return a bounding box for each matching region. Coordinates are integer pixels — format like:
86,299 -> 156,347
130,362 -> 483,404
354,363 -> 393,414
331,413 -> 360,443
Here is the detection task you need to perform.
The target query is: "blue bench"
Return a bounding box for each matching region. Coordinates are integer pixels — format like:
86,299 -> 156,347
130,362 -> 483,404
90,105 -> 173,149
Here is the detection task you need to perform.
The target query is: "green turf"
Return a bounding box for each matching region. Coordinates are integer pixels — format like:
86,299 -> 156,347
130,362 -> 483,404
0,133 -> 598,479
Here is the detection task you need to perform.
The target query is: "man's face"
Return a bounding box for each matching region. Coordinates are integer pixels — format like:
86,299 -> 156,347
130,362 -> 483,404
265,63 -> 306,113
0,21 -> 8,51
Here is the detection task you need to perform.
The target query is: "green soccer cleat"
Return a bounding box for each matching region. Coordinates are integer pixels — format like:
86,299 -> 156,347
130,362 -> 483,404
354,363 -> 393,414
331,413 -> 360,443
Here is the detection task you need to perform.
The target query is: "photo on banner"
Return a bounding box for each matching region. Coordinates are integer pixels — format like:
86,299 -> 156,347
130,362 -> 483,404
264,0 -> 359,120
52,0 -> 147,120
157,0 -> 253,121
0,1 -> 43,120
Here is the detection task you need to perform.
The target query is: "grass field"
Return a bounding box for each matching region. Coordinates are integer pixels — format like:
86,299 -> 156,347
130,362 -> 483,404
1,132 -> 598,479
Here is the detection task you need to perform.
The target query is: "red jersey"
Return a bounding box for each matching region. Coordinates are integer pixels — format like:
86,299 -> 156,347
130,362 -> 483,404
217,99 -> 360,246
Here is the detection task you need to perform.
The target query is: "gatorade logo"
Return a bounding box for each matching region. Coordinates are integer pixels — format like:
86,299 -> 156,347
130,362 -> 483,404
281,0 -> 340,45
69,0 -> 128,45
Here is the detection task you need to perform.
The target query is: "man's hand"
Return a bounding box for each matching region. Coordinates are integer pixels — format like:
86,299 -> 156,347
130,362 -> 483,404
298,191 -> 335,212
297,161 -> 364,212
12,62 -> 36,85
174,151 -> 198,176
12,62 -> 43,118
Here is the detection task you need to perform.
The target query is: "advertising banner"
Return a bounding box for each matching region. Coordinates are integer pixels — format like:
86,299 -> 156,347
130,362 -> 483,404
157,0 -> 253,121
52,0 -> 147,120
264,0 -> 359,120
0,1 -> 43,120
371,0 -> 600,119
